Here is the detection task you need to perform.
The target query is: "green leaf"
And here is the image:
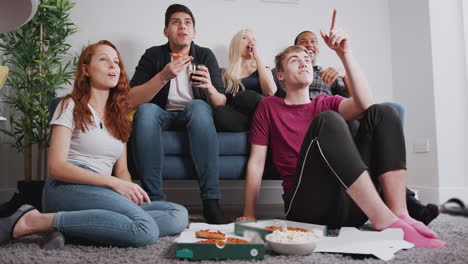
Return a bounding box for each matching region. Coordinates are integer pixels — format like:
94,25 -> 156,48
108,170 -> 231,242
0,0 -> 78,178
40,5 -> 58,11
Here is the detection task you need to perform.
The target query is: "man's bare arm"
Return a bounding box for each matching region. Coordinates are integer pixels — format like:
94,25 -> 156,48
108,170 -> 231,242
236,144 -> 268,222
320,9 -> 374,120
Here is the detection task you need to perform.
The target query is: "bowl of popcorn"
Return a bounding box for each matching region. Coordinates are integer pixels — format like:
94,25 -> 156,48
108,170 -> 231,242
265,227 -> 322,256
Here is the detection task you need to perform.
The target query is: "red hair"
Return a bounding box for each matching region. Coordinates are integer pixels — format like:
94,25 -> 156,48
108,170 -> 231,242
59,40 -> 131,142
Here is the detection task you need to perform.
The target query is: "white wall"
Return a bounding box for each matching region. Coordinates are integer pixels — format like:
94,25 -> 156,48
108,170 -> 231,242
2,0 -> 467,205
388,0 -> 440,202
1,0 -> 395,203
63,0 -> 394,100
389,0 -> 468,204
429,0 -> 468,204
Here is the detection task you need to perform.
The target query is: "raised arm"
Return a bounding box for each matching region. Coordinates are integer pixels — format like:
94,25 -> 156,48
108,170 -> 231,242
252,42 -> 277,96
236,144 -> 268,222
191,65 -> 227,106
190,50 -> 227,106
321,67 -> 345,87
320,9 -> 374,120
128,54 -> 193,109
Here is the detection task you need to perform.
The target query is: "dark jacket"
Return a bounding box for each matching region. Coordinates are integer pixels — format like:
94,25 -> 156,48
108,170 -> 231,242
130,42 -> 224,109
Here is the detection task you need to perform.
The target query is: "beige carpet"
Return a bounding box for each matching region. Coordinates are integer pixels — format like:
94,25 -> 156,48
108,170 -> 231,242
1,206 -> 467,264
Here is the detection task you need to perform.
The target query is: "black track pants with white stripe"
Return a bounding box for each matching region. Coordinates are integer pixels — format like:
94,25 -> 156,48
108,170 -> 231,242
283,104 -> 406,228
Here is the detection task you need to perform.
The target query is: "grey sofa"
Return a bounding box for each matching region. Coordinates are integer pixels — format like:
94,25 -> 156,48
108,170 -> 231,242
127,130 -> 279,180
50,97 -> 279,181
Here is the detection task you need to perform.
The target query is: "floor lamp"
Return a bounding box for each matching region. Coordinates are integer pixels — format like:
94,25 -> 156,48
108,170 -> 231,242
0,0 -> 39,121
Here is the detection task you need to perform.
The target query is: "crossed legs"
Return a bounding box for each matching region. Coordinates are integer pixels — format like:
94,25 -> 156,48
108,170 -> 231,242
285,104 -> 447,248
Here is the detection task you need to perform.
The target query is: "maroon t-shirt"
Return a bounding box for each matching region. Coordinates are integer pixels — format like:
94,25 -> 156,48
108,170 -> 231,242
249,95 -> 345,192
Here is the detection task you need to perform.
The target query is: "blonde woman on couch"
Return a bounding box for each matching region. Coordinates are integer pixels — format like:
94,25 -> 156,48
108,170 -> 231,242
213,29 -> 277,132
0,40 -> 188,248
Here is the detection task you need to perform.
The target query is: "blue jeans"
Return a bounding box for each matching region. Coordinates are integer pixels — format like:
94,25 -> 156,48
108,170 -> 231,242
130,100 -> 221,201
382,102 -> 405,127
42,165 -> 188,247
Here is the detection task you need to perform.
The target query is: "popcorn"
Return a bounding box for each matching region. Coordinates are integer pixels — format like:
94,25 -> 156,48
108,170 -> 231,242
268,229 -> 320,243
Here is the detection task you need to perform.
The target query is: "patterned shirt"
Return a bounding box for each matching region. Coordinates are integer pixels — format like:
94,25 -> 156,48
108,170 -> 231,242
273,66 -> 349,98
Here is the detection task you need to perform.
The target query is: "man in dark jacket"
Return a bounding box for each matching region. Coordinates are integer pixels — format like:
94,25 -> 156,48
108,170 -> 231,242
128,4 -> 230,224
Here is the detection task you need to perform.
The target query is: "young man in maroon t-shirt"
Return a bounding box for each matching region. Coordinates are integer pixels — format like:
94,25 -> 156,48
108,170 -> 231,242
236,10 -> 447,249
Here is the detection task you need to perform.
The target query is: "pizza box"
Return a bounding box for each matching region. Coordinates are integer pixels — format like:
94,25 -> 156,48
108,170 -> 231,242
235,219 -> 327,240
315,227 -> 414,261
175,223 -> 265,261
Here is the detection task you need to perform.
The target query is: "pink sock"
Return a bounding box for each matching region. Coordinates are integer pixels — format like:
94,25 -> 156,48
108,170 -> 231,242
399,214 -> 439,239
386,219 -> 448,249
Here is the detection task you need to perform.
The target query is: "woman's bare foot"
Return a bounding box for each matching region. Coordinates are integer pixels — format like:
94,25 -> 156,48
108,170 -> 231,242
12,209 -> 39,239
12,209 -> 55,239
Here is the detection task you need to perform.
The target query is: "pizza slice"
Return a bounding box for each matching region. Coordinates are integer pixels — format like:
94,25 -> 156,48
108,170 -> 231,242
195,229 -> 226,240
288,227 -> 310,232
265,226 -> 310,232
226,237 -> 250,244
169,52 -> 193,61
265,226 -> 281,231
170,52 -> 184,59
196,239 -> 226,247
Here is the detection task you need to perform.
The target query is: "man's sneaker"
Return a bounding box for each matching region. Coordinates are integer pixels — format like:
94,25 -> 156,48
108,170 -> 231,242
407,195 -> 439,225
202,199 -> 233,225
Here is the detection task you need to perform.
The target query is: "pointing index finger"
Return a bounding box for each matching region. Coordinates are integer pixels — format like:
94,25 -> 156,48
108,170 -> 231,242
330,9 -> 337,32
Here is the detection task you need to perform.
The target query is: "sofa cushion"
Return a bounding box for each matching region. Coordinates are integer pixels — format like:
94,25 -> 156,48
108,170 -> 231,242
162,156 -> 248,180
50,97 -> 280,181
163,131 -> 249,156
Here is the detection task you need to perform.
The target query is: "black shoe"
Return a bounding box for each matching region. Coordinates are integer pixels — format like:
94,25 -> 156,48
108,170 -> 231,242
407,195 -> 439,225
0,193 -> 25,218
202,199 -> 232,225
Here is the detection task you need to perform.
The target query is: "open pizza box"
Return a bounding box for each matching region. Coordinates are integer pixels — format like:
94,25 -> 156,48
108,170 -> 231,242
236,219 -> 413,261
175,223 -> 265,261
315,227 -> 414,261
234,219 -> 328,240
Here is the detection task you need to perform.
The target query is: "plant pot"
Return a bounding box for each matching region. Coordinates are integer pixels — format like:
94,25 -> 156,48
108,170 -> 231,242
17,180 -> 44,211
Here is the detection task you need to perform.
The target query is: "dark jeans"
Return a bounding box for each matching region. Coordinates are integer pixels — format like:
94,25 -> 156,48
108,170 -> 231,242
213,90 -> 263,132
130,100 -> 220,201
283,104 -> 406,228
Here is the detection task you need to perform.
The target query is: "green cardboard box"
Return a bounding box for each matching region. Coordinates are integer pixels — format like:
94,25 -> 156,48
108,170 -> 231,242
176,242 -> 264,261
235,219 -> 327,241
175,223 -> 265,261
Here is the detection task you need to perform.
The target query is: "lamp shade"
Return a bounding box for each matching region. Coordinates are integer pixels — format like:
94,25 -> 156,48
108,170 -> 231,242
0,0 -> 39,33
0,66 -> 8,89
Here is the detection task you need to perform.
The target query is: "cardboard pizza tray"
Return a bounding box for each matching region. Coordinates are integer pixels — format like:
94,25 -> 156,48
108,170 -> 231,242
175,223 -> 265,261
234,219 -> 327,240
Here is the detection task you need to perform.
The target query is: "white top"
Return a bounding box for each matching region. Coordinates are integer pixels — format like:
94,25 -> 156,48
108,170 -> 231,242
166,61 -> 194,111
50,99 -> 124,175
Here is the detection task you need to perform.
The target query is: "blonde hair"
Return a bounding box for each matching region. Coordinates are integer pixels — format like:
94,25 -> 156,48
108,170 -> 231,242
222,29 -> 257,95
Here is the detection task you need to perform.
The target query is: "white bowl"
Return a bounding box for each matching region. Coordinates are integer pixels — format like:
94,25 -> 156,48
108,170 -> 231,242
265,233 -> 318,256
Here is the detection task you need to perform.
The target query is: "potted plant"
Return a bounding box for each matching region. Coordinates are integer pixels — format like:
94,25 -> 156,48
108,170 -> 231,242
0,0 -> 77,211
